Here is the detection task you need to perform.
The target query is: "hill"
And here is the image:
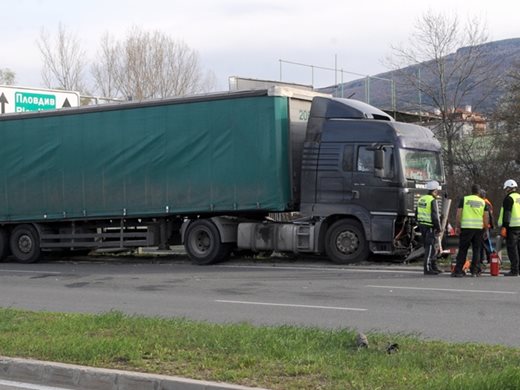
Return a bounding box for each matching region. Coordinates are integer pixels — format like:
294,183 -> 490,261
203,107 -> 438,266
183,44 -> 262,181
320,38 -> 520,115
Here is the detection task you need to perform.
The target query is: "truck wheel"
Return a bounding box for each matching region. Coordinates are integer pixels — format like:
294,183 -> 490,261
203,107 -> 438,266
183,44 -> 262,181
0,228 -> 10,261
185,220 -> 231,265
9,224 -> 41,263
325,220 -> 369,264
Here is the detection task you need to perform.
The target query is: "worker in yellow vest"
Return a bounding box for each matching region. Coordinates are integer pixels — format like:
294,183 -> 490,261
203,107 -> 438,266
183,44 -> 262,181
416,180 -> 442,275
452,184 -> 488,277
498,179 -> 520,276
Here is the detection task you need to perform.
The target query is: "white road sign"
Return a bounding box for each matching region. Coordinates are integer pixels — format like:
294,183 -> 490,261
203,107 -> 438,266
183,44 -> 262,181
0,85 -> 80,114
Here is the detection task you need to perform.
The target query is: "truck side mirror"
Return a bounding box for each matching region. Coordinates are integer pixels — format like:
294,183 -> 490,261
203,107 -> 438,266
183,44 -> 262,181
374,149 -> 384,177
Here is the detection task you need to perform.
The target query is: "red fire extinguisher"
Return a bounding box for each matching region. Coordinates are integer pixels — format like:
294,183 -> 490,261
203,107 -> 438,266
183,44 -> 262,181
490,253 -> 500,276
489,235 -> 501,276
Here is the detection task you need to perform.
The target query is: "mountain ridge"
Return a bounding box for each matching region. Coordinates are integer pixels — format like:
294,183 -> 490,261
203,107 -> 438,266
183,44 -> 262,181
320,38 -> 520,114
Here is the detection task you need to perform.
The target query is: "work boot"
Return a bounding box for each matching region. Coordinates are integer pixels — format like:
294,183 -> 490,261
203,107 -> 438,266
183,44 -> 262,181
503,271 -> 519,276
424,269 -> 440,275
451,272 -> 466,277
431,261 -> 443,274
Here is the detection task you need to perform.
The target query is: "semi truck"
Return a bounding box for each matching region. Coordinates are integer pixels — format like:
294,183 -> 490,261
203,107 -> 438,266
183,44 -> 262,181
0,86 -> 444,264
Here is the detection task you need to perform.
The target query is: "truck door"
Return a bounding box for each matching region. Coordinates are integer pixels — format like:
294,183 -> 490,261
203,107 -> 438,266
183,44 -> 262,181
316,143 -> 356,203
352,144 -> 398,212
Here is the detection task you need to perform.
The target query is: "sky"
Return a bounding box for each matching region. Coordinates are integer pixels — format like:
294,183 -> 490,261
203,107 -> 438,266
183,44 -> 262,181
1,0 -> 519,92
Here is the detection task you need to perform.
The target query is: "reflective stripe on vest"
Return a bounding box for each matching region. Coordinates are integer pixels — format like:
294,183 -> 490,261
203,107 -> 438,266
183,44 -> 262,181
417,194 -> 435,226
498,192 -> 520,227
461,195 -> 485,229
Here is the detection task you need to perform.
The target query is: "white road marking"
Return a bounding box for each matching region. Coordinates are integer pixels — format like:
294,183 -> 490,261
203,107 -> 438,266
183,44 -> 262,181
0,379 -> 71,389
366,285 -> 518,295
215,299 -> 367,311
218,264 -> 415,273
0,270 -> 61,274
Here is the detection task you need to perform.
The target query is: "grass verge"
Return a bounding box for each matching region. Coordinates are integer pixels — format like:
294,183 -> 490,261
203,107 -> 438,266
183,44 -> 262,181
0,308 -> 519,389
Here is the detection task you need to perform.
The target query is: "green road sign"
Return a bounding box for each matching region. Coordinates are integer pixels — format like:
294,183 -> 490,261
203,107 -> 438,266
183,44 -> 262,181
15,91 -> 56,112
0,86 -> 80,114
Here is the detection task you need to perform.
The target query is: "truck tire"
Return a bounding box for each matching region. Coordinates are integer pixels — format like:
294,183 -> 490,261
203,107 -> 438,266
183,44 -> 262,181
9,224 -> 41,263
325,219 -> 369,264
185,220 -> 231,265
0,228 -> 10,261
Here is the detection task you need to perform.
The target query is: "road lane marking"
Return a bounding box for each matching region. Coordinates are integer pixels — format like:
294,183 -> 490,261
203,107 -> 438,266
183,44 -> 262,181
218,264 -> 415,273
215,299 -> 367,311
366,285 -> 518,295
0,379 -> 71,389
0,269 -> 62,274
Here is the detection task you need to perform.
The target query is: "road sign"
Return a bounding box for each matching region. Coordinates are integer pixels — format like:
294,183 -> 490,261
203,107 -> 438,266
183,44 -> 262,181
0,85 -> 80,114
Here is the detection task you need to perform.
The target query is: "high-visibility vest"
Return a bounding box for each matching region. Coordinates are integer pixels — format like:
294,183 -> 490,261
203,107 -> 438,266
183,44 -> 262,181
460,195 -> 485,229
417,194 -> 435,226
498,192 -> 520,227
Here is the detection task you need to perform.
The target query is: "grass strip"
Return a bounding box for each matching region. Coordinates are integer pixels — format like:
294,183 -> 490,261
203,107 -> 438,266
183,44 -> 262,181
0,308 -> 519,389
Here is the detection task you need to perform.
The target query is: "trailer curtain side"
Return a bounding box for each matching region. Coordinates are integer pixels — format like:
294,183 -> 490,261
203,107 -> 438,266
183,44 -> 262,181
0,94 -> 293,222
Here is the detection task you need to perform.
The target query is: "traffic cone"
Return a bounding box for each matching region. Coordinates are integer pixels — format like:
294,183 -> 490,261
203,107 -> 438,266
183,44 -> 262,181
463,259 -> 471,273
451,258 -> 456,273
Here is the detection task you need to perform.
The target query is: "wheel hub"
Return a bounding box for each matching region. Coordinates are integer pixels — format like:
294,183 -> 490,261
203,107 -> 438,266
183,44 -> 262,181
336,231 -> 358,254
18,235 -> 33,254
192,230 -> 211,254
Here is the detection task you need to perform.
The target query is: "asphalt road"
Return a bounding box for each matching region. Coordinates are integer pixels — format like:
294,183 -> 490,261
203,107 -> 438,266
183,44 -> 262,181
0,255 -> 519,347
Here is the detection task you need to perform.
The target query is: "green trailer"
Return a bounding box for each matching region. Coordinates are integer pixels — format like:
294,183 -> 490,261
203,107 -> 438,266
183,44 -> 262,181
0,87 -> 318,263
0,90 -> 297,220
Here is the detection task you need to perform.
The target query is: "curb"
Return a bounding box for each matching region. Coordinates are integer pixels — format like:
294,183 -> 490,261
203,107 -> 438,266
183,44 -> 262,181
0,356 -> 268,390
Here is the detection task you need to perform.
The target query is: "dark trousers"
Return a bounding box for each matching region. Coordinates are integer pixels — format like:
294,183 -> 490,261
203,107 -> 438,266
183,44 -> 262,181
455,229 -> 483,274
480,234 -> 492,263
506,229 -> 520,275
420,225 -> 437,272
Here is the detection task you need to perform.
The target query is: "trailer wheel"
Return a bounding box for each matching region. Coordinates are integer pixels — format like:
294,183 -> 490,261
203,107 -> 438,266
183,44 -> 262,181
0,228 -> 10,261
185,220 -> 231,265
9,224 -> 41,263
325,220 -> 369,264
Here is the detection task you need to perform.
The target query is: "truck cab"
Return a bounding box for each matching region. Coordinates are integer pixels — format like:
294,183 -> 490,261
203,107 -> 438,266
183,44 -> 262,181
299,97 -> 445,263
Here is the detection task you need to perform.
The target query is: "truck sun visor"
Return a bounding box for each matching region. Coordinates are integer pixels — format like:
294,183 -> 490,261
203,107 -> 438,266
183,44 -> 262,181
305,97 -> 394,142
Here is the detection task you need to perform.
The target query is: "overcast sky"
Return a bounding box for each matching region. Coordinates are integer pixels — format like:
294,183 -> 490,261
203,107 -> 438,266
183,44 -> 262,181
1,0 -> 519,92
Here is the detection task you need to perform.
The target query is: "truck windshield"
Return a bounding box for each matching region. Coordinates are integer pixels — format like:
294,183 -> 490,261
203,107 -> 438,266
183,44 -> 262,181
400,149 -> 444,182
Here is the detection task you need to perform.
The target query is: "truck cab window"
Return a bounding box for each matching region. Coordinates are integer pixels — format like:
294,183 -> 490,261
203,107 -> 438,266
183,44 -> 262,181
382,147 -> 395,178
357,146 -> 374,172
400,149 -> 443,182
342,144 -> 354,172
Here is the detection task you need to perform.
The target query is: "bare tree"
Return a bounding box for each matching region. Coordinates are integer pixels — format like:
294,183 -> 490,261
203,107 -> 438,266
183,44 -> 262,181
487,64 -> 520,203
91,33 -> 119,98
37,23 -> 86,92
388,11 -> 498,198
0,68 -> 16,85
494,65 -> 520,141
92,27 -> 215,100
